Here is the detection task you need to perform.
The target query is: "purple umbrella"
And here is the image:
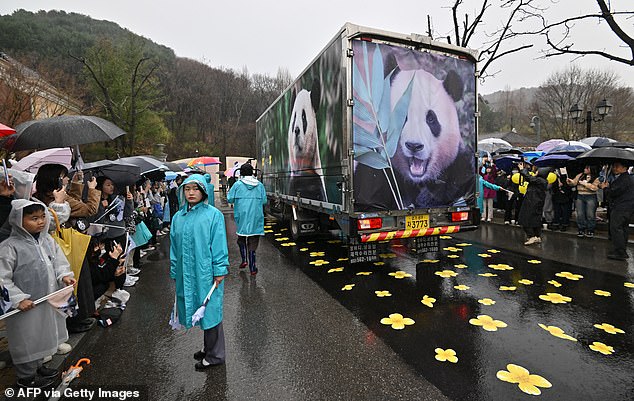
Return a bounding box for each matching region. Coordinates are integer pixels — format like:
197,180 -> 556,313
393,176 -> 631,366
536,139 -> 566,153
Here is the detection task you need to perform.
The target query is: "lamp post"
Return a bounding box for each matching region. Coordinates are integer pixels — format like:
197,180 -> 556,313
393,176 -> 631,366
568,99 -> 612,138
529,115 -> 541,144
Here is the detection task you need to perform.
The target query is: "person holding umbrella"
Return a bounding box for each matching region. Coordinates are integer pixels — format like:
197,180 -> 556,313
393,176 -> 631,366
599,161 -> 634,260
170,174 -> 229,370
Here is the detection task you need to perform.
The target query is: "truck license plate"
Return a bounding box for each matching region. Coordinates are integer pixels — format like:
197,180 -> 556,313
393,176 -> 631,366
405,214 -> 429,230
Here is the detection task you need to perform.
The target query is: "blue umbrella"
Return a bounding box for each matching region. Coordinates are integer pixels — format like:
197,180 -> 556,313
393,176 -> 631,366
546,141 -> 591,157
522,151 -> 544,160
533,153 -> 575,167
493,155 -> 522,172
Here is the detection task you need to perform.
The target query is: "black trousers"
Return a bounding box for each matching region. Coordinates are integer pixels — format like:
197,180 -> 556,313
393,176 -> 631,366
609,209 -> 632,257
203,322 -> 226,364
553,202 -> 572,227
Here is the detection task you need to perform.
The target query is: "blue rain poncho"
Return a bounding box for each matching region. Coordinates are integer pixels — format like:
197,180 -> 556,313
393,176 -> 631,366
169,174 -> 228,330
227,176 -> 267,236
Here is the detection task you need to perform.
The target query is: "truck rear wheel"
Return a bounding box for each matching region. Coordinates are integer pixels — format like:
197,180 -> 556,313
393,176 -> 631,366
290,217 -> 301,241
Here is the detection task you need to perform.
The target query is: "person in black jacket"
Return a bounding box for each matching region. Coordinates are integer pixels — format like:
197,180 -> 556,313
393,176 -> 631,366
0,174 -> 15,227
517,162 -> 549,245
551,170 -> 574,231
599,161 -> 634,260
89,238 -> 126,300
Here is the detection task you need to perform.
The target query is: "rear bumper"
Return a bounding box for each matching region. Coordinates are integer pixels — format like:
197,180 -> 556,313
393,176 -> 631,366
360,224 -> 478,243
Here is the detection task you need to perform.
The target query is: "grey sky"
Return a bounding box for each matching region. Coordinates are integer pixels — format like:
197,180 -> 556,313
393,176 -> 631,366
1,0 -> 632,95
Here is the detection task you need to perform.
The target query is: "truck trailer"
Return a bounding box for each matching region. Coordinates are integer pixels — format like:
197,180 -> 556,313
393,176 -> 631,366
256,23 -> 480,263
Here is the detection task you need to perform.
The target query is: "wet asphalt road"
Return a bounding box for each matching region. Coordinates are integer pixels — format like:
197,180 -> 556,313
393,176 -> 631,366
67,213 -> 633,401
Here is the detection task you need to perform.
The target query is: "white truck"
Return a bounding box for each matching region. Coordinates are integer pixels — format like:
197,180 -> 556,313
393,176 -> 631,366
257,23 -> 480,263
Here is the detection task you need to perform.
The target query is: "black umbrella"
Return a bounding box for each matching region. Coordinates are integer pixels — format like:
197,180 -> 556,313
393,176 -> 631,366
163,161 -> 184,172
80,160 -> 141,187
12,116 -> 126,151
117,156 -> 168,175
492,147 -> 524,156
597,141 -> 634,149
576,147 -> 634,166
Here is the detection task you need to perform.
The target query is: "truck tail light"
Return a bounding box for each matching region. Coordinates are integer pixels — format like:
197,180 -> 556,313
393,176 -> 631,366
451,212 -> 469,222
358,218 -> 382,230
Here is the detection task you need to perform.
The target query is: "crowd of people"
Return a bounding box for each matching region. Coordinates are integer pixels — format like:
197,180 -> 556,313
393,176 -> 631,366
478,156 -> 634,259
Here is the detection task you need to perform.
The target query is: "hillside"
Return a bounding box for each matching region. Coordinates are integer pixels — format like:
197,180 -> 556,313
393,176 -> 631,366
482,87 -> 539,112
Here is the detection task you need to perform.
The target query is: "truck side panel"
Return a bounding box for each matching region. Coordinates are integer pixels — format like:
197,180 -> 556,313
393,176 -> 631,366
351,40 -> 476,211
258,36 -> 345,208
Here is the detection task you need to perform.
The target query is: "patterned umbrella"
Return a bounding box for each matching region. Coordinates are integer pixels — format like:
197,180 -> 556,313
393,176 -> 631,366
0,122 -> 15,137
188,156 -> 221,167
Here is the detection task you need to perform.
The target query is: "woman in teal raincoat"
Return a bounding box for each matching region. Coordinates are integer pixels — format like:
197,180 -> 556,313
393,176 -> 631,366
227,163 -> 267,275
170,174 -> 229,370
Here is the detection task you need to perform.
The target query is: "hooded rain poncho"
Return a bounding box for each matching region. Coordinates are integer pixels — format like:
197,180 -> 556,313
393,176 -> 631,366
227,175 -> 267,236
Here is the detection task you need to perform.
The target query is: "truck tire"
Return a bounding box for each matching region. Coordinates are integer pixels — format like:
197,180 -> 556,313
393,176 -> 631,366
290,216 -> 301,241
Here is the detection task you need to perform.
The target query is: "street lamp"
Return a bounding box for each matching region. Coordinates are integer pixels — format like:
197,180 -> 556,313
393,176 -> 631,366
569,98 -> 612,138
529,115 -> 541,144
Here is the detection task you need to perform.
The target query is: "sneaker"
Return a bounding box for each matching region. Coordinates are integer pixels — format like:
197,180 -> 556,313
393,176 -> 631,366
57,342 -> 72,355
586,231 -> 594,238
195,359 -> 224,370
524,237 -> 538,245
511,220 -> 516,225
238,262 -> 247,269
577,230 -> 585,238
42,355 -> 52,364
36,366 -> 59,379
146,246 -> 156,252
487,218 -> 492,222
194,350 -> 205,361
504,221 -> 510,225
17,376 -> 54,389
123,276 -> 137,287
139,250 -> 148,258
127,267 -> 141,276
534,237 -> 542,244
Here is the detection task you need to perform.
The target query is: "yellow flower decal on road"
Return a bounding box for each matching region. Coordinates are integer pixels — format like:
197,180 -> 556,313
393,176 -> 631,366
264,230 -> 273,233
594,323 -> 625,334
447,254 -> 460,259
443,247 -> 462,252
421,295 -> 436,307
389,271 -> 412,279
589,342 -> 614,355
594,290 -> 611,297
456,243 -> 472,247
527,259 -> 542,264
263,225 -> 271,229
487,249 -> 501,253
499,286 -> 516,291
435,348 -> 458,363
374,261 -> 385,266
496,364 -> 552,396
478,298 -> 496,305
489,264 -> 513,271
327,267 -> 343,273
379,253 -> 397,258
478,253 -> 492,258
356,272 -> 372,276
548,280 -> 562,287
375,290 -> 392,297
539,293 -> 572,304
337,257 -> 348,261
469,315 -> 508,331
307,241 -> 315,244
299,248 -> 309,252
518,279 -> 534,285
555,271 -> 583,281
538,324 -> 577,342
280,228 -> 288,231
625,282 -> 634,288
341,284 -> 355,291
309,251 -> 325,257
327,239 -> 341,244
380,313 -> 415,330
280,242 -> 296,247
275,237 -> 289,241
454,285 -> 470,291
274,233 -> 281,236
454,264 -> 468,269
479,273 -> 498,277
310,259 -> 330,266
440,235 -> 452,239
435,270 -> 458,278
421,259 -> 440,263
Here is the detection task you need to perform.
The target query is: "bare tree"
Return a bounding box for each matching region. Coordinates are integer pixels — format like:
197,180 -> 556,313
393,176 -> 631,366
537,0 -> 634,65
446,0 -> 543,80
534,66 -> 631,139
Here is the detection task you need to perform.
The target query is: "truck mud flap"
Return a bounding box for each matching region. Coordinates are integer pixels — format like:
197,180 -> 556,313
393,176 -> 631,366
348,242 -> 380,264
410,236 -> 440,254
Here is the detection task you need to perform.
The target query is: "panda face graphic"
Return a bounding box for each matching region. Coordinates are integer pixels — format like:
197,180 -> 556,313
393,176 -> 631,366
288,89 -> 319,171
391,69 -> 461,185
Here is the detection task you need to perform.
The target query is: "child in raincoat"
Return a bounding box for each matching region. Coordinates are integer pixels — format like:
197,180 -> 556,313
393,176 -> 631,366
0,199 -> 75,388
227,163 -> 267,275
169,174 -> 229,370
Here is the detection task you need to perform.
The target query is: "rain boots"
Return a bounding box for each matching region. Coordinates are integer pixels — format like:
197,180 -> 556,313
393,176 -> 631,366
238,242 -> 247,269
248,251 -> 258,276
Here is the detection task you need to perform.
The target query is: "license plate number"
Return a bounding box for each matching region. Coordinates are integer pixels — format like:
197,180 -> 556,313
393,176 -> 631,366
405,215 -> 429,230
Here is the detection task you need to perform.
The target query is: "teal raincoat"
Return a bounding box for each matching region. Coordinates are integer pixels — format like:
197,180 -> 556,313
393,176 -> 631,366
169,174 -> 228,330
227,176 -> 267,236
477,176 -> 501,211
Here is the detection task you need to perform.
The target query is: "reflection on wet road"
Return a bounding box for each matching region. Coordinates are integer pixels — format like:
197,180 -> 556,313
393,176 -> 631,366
264,221 -> 634,401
